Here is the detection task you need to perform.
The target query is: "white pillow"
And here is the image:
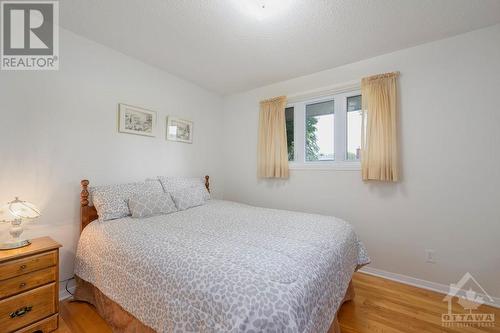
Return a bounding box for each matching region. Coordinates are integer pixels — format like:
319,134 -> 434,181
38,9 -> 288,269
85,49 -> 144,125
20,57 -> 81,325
91,180 -> 163,221
169,186 -> 207,211
128,192 -> 177,218
158,176 -> 210,201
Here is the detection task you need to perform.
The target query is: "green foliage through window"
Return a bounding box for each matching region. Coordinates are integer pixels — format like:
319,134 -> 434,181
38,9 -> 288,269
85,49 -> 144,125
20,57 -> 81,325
285,107 -> 294,161
305,116 -> 320,161
305,100 -> 334,161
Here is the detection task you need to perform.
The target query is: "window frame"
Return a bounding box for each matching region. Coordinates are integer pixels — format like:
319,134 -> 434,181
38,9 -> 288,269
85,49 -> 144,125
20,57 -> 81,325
287,89 -> 361,171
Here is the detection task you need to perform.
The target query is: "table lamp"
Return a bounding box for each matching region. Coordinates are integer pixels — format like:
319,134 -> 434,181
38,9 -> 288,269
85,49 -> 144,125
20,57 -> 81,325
0,197 -> 41,250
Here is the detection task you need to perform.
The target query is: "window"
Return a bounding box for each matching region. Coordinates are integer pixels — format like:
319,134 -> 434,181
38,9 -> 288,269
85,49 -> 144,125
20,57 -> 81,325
305,100 -> 334,161
286,89 -> 361,169
347,95 -> 362,161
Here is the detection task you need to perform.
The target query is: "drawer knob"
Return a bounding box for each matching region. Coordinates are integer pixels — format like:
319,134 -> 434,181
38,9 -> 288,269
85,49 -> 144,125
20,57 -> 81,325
19,282 -> 27,288
19,264 -> 27,270
10,305 -> 32,318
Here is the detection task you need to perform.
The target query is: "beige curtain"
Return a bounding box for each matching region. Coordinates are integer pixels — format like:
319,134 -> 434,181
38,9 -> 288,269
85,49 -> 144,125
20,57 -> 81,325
361,72 -> 400,182
257,96 -> 289,178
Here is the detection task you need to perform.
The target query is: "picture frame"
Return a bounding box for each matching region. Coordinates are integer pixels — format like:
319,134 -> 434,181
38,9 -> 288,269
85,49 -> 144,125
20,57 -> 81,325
166,117 -> 193,143
118,103 -> 157,137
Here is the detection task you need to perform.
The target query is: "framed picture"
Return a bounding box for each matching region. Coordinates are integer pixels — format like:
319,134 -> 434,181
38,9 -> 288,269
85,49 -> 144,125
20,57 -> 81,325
118,103 -> 157,137
166,117 -> 193,143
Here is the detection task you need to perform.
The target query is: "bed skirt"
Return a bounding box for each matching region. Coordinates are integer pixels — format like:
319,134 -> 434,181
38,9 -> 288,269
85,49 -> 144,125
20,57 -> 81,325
73,275 -> 354,333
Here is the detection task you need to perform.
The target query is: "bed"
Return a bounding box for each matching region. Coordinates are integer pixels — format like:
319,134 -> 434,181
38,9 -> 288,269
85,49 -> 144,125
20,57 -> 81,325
74,177 -> 370,333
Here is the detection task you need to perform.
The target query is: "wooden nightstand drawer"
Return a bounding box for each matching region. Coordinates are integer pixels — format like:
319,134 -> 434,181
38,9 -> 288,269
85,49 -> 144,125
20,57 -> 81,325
0,237 -> 61,333
0,283 -> 57,332
0,251 -> 57,281
0,267 -> 57,300
14,314 -> 58,333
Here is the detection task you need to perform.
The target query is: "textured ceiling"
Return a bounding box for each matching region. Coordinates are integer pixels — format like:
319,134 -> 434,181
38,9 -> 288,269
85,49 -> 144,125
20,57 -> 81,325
60,0 -> 500,95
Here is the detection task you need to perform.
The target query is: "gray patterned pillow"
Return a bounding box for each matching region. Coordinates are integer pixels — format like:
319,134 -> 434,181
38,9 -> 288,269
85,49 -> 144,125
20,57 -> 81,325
158,176 -> 210,201
128,192 -> 177,218
91,180 -> 163,221
170,186 -> 207,210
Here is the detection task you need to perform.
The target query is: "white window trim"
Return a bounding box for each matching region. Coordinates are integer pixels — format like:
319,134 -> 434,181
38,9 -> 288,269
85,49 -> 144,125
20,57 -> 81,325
287,84 -> 361,171
289,161 -> 361,171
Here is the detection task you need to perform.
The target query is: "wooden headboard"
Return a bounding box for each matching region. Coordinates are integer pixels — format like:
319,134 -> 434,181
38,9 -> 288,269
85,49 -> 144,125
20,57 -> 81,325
80,175 -> 210,232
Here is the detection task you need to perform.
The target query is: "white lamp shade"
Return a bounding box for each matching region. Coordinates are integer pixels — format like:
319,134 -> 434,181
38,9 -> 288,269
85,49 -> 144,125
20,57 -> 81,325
0,197 -> 40,222
0,205 -> 18,222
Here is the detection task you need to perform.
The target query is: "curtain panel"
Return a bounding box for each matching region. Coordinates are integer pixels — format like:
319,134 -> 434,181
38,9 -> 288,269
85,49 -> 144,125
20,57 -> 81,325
361,72 -> 400,182
257,96 -> 289,179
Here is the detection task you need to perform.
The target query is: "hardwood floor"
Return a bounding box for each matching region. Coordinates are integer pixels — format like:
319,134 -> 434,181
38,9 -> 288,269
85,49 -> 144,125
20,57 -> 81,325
54,316 -> 72,333
338,273 -> 499,333
57,272 -> 499,333
59,299 -> 112,333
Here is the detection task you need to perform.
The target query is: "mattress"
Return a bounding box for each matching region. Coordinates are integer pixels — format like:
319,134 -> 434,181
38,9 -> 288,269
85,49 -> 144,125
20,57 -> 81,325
74,200 -> 370,332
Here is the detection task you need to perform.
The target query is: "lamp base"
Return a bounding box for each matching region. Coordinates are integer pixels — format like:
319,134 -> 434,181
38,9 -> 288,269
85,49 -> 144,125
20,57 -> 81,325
0,239 -> 31,250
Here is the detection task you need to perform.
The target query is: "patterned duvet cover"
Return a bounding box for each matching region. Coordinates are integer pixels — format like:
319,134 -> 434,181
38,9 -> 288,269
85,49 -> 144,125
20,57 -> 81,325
75,200 -> 369,333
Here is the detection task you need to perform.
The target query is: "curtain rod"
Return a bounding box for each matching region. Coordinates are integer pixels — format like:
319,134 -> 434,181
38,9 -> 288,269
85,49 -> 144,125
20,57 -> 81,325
286,80 -> 360,104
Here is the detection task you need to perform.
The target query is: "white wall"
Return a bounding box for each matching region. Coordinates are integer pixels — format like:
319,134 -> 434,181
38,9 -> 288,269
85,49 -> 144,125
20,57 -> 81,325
0,29 -> 224,285
1,22 -> 498,300
222,25 -> 500,297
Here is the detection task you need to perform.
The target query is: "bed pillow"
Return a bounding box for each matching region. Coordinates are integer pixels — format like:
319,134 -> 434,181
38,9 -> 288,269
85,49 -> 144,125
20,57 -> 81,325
169,186 -> 207,210
91,180 -> 163,221
128,192 -> 177,218
158,176 -> 210,201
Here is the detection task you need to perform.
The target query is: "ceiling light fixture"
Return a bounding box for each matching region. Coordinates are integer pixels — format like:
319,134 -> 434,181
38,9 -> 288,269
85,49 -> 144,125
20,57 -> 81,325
232,0 -> 294,21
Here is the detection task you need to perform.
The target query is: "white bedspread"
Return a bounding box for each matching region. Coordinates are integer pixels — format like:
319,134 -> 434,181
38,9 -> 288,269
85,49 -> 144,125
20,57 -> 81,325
75,200 -> 370,333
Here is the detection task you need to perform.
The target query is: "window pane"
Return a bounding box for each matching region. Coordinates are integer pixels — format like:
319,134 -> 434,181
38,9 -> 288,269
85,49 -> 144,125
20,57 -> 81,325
305,100 -> 334,161
347,95 -> 362,160
285,107 -> 294,161
347,95 -> 361,112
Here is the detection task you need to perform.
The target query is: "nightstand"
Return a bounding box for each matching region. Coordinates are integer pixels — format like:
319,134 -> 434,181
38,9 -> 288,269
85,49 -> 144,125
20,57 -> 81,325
0,237 -> 61,333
